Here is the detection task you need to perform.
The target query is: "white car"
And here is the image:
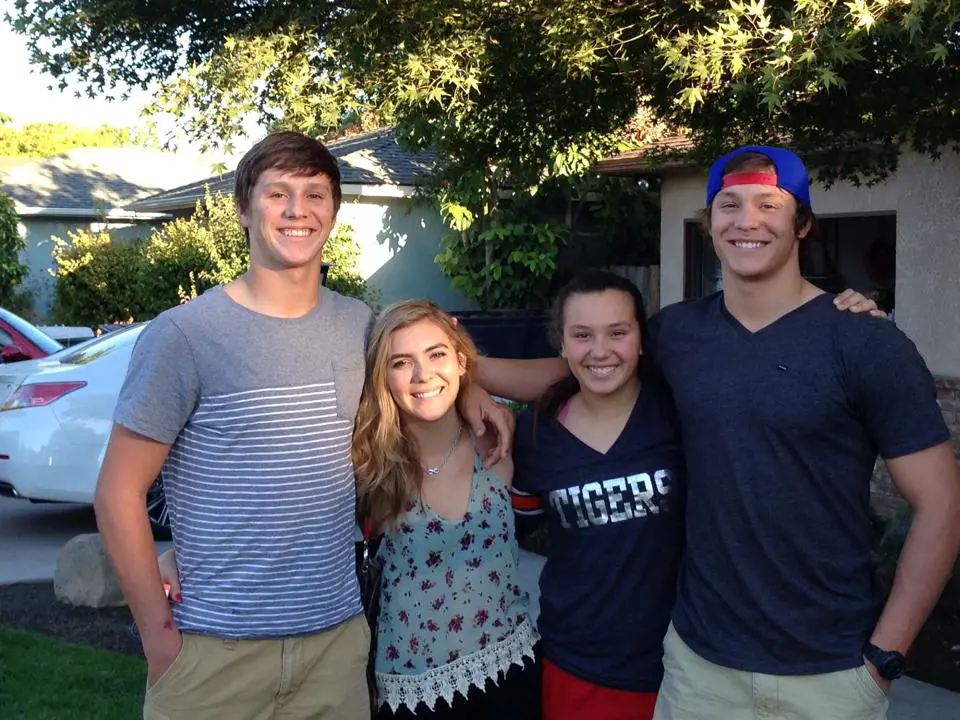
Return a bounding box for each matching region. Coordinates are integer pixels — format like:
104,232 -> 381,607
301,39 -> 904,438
0,323 -> 171,538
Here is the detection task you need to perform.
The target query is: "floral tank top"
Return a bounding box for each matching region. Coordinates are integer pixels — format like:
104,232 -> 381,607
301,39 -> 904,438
374,452 -> 539,712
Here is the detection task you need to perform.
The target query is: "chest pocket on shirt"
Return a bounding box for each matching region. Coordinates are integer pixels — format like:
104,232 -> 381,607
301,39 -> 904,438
333,360 -> 365,421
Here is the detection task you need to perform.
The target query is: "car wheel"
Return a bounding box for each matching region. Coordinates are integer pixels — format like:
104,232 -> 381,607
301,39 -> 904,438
146,475 -> 171,540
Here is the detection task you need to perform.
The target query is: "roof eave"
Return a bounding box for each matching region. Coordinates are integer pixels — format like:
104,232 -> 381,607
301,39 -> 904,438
128,181 -> 422,214
594,155 -> 696,175
594,138 -> 892,176
15,205 -> 172,221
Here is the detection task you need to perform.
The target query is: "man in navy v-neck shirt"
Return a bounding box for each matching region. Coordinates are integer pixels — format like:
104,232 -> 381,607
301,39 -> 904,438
479,145 -> 960,720
646,146 -> 960,720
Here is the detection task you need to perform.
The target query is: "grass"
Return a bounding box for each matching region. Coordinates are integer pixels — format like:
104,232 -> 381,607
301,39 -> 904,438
0,626 -> 145,720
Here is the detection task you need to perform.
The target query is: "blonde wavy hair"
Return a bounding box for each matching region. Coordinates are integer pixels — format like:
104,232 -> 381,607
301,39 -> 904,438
353,299 -> 479,531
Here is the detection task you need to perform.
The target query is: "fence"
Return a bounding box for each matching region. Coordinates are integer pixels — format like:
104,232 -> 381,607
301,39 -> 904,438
604,264 -> 660,315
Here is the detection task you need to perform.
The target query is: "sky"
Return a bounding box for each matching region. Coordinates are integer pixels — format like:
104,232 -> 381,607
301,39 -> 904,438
0,5 -> 250,161
1,11 -> 151,128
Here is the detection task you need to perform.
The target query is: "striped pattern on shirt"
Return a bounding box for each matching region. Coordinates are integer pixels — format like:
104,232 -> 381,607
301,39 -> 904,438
510,486 -> 544,516
166,380 -> 360,637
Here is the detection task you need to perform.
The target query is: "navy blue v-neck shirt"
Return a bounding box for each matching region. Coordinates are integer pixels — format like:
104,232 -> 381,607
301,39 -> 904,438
652,292 -> 950,675
513,384 -> 686,691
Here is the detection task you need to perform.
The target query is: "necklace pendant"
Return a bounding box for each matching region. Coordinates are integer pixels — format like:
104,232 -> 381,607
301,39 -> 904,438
421,421 -> 463,478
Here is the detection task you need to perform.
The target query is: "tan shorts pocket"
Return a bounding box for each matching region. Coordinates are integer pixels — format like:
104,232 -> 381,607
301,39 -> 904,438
854,664 -> 889,699
146,634 -> 193,698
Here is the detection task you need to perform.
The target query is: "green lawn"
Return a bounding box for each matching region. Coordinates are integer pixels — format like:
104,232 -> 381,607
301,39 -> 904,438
0,626 -> 145,720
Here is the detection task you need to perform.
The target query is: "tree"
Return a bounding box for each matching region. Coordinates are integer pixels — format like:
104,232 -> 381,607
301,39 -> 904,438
10,1 -> 959,182
645,1 -> 960,184
7,2 -> 649,152
0,118 -> 158,157
0,192 -> 28,307
12,0 -> 955,308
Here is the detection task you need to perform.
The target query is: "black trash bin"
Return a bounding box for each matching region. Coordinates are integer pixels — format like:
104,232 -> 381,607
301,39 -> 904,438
450,309 -> 555,360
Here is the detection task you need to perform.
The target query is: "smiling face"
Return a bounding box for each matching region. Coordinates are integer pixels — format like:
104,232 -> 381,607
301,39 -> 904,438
238,168 -> 338,271
560,289 -> 641,398
709,183 -> 809,282
386,319 -> 466,424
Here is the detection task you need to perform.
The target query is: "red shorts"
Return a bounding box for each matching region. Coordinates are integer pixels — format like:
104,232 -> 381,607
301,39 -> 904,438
542,658 -> 658,720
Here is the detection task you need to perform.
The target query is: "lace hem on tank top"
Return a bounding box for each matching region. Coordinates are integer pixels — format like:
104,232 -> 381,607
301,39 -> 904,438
376,615 -> 539,712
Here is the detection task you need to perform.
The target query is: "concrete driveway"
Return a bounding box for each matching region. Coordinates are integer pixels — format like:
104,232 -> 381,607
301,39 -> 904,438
0,496 -> 170,584
0,496 -> 100,583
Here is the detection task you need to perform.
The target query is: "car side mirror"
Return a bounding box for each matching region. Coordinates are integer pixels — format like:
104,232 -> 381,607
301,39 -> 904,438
0,345 -> 31,363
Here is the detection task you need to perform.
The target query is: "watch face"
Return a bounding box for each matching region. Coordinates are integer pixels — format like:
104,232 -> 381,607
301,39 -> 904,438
881,655 -> 906,679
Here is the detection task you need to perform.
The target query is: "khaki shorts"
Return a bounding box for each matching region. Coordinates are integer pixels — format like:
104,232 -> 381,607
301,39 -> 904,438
653,624 -> 888,720
143,613 -> 370,720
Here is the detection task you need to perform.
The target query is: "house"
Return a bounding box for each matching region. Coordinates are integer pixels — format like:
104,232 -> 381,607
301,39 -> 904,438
596,139 -> 960,513
0,147 -> 217,317
128,128 -> 474,311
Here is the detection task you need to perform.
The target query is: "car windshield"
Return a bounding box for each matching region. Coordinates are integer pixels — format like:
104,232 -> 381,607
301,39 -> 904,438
0,307 -> 63,354
58,324 -> 146,365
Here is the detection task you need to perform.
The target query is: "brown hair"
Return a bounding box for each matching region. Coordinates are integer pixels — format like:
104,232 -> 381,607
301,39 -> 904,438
234,131 -> 342,213
352,300 -> 480,531
699,151 -> 818,241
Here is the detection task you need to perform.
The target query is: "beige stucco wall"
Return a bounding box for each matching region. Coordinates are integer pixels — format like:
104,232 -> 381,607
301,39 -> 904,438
659,150 -> 960,377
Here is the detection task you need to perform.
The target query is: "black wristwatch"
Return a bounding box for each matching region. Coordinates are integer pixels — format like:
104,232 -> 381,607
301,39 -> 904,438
863,642 -> 907,680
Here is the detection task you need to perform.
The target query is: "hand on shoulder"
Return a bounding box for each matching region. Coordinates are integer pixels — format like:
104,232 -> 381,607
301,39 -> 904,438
833,289 -> 887,319
476,416 -> 515,486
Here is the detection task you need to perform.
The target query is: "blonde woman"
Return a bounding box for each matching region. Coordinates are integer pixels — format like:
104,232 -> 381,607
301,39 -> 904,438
354,300 -> 540,719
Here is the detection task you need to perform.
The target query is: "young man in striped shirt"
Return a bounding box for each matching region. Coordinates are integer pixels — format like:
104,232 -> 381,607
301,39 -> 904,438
94,131 -> 510,720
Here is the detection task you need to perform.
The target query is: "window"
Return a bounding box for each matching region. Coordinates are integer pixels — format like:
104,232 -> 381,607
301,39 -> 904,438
684,221 -> 722,300
683,214 -> 896,310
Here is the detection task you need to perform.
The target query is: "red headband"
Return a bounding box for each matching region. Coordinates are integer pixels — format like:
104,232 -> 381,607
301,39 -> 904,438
720,171 -> 779,189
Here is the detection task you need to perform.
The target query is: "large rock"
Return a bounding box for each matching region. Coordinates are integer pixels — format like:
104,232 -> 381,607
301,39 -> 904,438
54,533 -> 127,608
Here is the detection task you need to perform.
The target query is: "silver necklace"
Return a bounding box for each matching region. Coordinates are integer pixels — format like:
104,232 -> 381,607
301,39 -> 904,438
422,421 -> 464,477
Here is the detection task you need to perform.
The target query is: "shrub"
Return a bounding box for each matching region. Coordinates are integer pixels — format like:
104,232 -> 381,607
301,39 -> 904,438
147,189 -> 250,308
324,224 -> 372,303
7,285 -> 38,321
0,192 -> 28,307
50,230 -> 148,326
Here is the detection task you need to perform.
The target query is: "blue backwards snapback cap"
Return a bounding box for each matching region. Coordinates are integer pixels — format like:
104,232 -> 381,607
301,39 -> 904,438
706,145 -> 812,208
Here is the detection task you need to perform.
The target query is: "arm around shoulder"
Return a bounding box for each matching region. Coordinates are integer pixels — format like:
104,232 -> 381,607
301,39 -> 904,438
476,429 -> 514,486
475,355 -> 567,403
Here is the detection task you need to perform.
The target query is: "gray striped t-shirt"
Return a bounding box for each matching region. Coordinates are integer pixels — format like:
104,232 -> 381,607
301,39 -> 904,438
114,284 -> 373,638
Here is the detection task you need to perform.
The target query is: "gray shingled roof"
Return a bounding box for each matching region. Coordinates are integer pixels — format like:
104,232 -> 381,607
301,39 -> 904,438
128,128 -> 437,213
0,147 -> 221,213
